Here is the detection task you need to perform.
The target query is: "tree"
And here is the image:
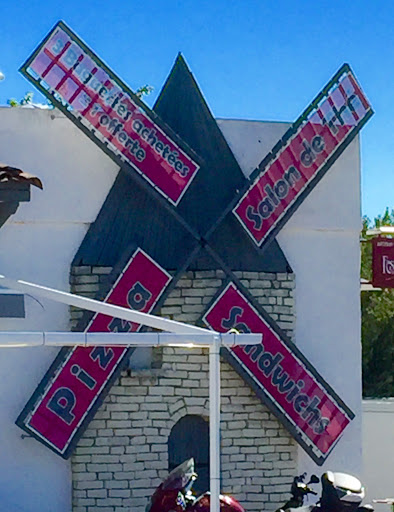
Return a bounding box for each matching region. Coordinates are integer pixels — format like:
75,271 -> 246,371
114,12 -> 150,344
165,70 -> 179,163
7,92 -> 35,107
7,92 -> 53,109
361,207 -> 394,397
135,84 -> 154,99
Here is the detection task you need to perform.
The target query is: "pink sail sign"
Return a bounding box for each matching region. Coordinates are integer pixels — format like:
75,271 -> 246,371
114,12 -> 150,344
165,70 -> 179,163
203,283 -> 354,465
16,249 -> 171,458
233,65 -> 373,247
20,21 -> 199,205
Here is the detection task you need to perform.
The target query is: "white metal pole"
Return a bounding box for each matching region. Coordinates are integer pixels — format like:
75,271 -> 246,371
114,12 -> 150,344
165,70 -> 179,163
210,334 -> 221,512
0,274 -> 209,334
0,331 -> 261,348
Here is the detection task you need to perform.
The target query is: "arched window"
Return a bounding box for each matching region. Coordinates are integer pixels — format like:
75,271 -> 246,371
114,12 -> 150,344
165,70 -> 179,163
168,415 -> 209,494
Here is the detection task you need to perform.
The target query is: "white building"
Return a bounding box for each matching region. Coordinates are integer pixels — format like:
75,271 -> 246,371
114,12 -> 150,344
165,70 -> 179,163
0,75 -> 364,512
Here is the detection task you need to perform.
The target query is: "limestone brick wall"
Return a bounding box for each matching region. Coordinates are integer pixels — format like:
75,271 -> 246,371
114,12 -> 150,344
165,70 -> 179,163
161,270 -> 295,338
70,267 -> 297,512
69,267 -> 295,338
69,265 -> 113,330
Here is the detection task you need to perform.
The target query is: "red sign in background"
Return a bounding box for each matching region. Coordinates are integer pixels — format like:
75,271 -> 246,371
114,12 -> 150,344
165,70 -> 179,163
203,283 -> 353,462
21,249 -> 171,456
233,69 -> 372,247
372,237 -> 394,288
24,22 -> 199,205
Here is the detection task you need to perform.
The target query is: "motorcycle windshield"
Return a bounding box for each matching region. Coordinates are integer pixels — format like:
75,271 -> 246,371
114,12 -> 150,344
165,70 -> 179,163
162,458 -> 196,491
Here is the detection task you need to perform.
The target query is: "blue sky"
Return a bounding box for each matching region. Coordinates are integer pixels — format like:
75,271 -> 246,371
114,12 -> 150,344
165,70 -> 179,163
0,0 -> 392,221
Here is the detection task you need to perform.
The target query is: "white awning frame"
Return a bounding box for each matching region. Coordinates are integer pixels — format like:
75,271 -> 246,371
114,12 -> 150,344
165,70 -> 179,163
0,273 -> 261,512
0,331 -> 259,348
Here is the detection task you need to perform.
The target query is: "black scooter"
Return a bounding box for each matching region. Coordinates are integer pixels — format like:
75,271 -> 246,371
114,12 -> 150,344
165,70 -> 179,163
276,471 -> 374,512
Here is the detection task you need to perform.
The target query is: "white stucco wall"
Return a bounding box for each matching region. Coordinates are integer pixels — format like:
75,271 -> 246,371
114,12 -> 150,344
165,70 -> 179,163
362,399 -> 394,509
218,119 -> 363,479
0,107 -> 119,512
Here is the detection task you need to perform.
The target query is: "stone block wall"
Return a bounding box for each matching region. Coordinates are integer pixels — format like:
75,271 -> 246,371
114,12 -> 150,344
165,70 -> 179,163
69,265 -> 113,329
69,267 -> 297,512
69,267 -> 295,338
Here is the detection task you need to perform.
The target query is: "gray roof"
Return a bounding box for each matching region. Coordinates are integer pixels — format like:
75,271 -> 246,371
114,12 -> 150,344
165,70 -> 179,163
73,55 -> 291,273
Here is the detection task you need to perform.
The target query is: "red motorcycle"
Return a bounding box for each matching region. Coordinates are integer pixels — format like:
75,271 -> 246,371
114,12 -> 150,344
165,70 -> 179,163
146,458 -> 245,512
